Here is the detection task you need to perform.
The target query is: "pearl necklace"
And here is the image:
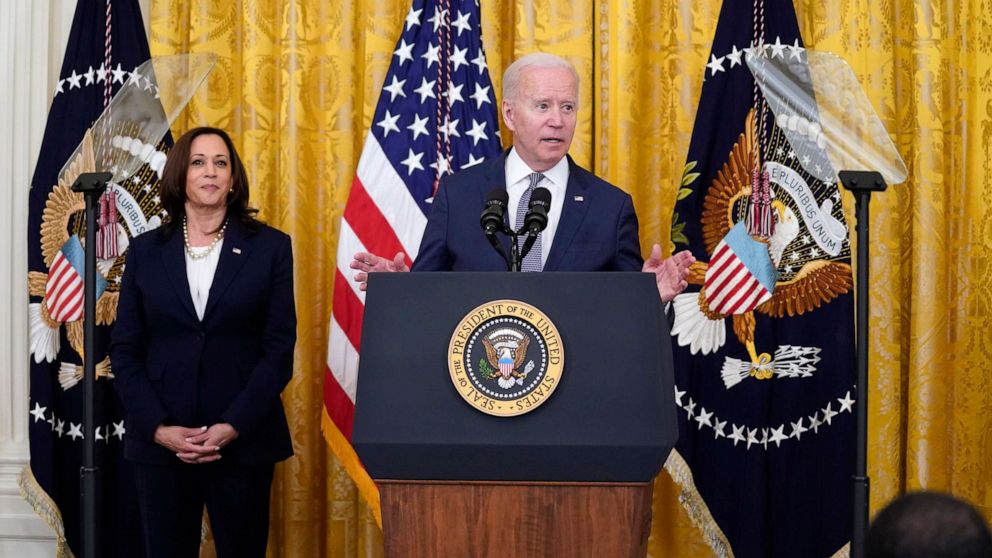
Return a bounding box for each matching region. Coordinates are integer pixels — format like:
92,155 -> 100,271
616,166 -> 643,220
183,215 -> 228,260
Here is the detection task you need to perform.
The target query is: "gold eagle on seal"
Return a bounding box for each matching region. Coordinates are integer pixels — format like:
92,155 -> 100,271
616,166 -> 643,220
482,329 -> 531,389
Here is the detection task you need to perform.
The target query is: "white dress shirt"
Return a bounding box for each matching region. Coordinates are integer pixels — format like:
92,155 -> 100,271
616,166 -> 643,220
185,239 -> 224,321
504,148 -> 569,266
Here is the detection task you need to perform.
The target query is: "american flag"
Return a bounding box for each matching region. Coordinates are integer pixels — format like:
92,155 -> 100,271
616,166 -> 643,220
703,222 -> 777,315
322,0 -> 503,519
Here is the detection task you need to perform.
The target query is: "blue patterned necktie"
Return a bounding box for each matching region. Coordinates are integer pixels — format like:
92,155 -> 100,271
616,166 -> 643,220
515,172 -> 545,272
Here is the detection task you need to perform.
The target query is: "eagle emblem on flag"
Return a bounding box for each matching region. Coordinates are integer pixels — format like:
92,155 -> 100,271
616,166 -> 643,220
29,130 -> 166,388
671,111 -> 853,388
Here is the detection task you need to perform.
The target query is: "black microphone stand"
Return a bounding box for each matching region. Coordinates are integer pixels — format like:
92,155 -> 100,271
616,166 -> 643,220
508,228 -> 522,271
838,169 -> 887,558
483,188 -> 549,272
71,171 -> 112,558
483,226 -> 513,271
485,212 -> 544,272
497,220 -> 534,272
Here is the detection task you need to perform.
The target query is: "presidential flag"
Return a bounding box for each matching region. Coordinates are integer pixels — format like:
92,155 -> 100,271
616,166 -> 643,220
323,0 -> 503,520
666,1 -> 856,556
21,1 -> 167,556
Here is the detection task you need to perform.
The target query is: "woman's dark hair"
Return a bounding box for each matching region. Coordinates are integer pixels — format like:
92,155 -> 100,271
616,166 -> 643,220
158,126 -> 259,234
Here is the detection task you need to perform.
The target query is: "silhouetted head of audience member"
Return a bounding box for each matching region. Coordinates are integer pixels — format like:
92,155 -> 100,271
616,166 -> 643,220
867,491 -> 992,558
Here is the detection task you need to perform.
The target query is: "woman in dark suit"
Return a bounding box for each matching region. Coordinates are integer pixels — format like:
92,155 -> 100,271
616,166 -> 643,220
110,127 -> 296,558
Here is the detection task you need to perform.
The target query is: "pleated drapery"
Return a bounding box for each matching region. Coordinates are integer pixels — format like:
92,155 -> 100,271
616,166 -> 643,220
149,1 -> 992,555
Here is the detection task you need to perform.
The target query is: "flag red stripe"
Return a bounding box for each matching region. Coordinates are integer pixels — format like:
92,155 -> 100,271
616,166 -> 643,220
50,279 -> 84,322
720,283 -> 760,315
64,306 -> 83,323
46,257 -> 72,300
718,275 -> 758,309
704,244 -> 734,289
707,259 -> 746,298
48,264 -> 80,307
345,177 -> 413,268
50,273 -> 82,313
331,269 -> 365,353
324,366 -> 356,439
722,277 -> 767,315
735,279 -> 771,313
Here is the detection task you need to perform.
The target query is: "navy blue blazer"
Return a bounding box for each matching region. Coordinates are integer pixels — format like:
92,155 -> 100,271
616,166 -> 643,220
110,218 -> 296,465
412,151 -> 644,272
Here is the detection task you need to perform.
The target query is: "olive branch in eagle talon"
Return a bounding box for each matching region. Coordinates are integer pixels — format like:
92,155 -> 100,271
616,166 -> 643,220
478,358 -> 496,380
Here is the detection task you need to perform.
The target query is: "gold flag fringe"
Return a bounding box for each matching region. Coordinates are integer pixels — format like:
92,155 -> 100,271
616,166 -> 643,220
832,543 -> 851,558
665,450 -> 735,557
666,450 -> 852,558
17,465 -> 75,558
320,408 -> 382,528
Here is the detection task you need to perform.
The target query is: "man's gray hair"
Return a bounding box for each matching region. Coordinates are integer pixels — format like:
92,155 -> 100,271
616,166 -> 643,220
502,53 -> 579,104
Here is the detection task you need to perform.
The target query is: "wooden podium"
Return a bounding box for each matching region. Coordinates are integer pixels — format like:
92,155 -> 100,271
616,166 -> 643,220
354,273 -> 677,558
378,481 -> 653,557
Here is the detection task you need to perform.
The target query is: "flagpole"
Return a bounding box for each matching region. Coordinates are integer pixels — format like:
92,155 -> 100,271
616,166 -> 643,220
839,170 -> 887,558
72,171 -> 112,558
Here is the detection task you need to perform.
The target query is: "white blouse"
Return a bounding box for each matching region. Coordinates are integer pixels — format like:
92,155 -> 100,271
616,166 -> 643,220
185,239 -> 224,321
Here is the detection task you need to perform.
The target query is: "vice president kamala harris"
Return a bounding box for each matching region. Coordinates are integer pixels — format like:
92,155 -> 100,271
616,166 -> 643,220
110,127 -> 296,558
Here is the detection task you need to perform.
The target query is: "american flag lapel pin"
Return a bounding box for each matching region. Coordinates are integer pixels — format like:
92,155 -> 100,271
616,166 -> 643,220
232,247 -> 242,255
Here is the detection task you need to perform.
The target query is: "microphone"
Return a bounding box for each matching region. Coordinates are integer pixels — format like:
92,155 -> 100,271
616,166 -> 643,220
522,187 -> 552,234
479,188 -> 511,270
480,188 -> 508,234
518,187 -> 552,267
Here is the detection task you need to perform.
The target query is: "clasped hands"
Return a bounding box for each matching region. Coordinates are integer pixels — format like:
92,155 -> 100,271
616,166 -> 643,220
351,246 -> 695,302
154,423 -> 239,464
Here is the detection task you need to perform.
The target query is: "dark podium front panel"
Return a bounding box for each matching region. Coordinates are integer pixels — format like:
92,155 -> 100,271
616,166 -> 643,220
352,272 -> 677,483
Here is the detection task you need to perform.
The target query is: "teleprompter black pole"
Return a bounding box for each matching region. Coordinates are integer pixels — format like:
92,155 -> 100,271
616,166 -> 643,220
838,170 -> 887,558
71,171 -> 112,558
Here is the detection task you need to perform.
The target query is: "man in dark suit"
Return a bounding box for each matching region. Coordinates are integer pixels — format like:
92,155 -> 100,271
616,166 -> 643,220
352,53 -> 694,300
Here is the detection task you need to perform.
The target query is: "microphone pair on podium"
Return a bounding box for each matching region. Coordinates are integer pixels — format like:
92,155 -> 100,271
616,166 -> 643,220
479,187 -> 552,272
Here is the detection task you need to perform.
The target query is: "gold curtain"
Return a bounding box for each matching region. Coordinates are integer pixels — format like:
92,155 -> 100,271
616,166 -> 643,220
149,1 -> 992,556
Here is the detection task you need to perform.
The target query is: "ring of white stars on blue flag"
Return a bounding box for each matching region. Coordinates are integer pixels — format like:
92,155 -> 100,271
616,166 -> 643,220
372,0 -> 502,214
